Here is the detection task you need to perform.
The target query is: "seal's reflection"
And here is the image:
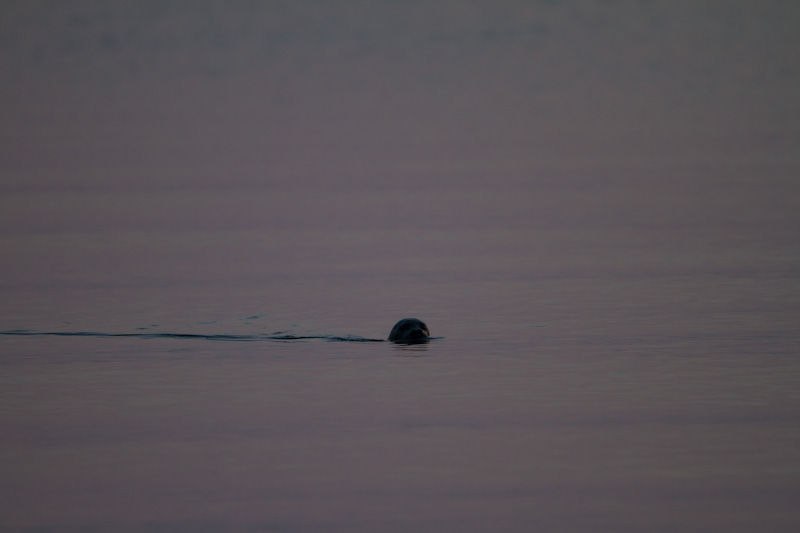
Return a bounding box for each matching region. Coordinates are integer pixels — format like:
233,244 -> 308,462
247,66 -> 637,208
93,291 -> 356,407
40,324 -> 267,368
391,341 -> 430,356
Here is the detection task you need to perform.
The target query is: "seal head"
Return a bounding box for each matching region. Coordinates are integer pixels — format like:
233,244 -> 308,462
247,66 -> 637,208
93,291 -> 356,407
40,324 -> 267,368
388,318 -> 430,343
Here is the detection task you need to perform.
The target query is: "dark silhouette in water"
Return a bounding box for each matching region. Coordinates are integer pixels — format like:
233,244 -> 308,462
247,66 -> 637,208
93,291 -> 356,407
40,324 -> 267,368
1,319 -> 435,344
388,318 -> 430,343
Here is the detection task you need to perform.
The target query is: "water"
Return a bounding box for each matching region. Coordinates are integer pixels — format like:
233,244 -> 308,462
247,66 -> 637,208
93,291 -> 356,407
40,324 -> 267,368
1,2 -> 799,531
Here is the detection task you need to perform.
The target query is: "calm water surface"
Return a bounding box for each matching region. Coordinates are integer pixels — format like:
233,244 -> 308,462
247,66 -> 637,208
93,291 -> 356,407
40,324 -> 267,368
2,2 -> 799,531
2,159 -> 798,531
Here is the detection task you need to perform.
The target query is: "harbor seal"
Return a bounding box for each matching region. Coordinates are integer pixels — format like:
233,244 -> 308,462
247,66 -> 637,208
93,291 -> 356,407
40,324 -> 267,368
388,318 -> 430,343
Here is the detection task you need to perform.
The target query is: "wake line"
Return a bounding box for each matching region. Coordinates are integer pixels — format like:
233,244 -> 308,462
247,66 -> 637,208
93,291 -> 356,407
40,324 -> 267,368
0,330 -> 386,343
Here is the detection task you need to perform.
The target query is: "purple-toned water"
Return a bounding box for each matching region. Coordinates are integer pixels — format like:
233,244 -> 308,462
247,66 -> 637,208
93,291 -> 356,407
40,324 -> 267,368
1,2 -> 799,531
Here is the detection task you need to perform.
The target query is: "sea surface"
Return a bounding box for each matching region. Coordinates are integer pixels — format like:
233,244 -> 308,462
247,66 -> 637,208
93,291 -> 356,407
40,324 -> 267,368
1,2 -> 799,531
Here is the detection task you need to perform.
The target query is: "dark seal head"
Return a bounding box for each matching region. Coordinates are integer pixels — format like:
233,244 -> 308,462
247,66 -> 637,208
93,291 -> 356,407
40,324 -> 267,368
388,318 -> 430,343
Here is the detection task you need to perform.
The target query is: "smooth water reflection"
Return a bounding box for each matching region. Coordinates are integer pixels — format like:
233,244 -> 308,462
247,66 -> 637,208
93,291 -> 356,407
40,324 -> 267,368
1,1 -> 799,531
1,326 -> 798,531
